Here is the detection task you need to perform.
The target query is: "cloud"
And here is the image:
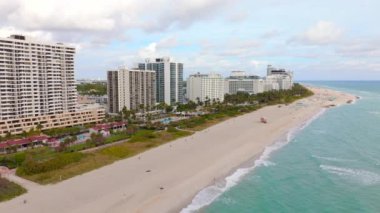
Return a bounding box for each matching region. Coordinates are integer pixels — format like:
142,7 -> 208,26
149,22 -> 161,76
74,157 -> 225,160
141,0 -> 235,31
289,21 -> 343,45
201,39 -> 261,57
227,11 -> 249,23
0,0 -> 235,45
260,29 -> 281,39
336,38 -> 380,57
137,36 -> 179,59
0,26 -> 53,41
250,60 -> 268,68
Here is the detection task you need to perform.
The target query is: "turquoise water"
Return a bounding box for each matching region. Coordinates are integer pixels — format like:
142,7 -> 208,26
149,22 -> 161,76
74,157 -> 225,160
185,81 -> 380,213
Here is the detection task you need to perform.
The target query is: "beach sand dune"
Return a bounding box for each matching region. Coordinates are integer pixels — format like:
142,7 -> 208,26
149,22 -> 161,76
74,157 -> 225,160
0,87 -> 355,213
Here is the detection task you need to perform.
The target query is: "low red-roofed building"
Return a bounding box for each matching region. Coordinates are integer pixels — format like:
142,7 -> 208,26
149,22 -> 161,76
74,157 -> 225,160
0,135 -> 49,154
89,122 -> 127,136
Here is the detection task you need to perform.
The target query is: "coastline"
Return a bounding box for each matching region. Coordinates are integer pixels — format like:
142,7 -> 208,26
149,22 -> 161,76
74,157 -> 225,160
180,107 -> 328,212
0,86 -> 356,213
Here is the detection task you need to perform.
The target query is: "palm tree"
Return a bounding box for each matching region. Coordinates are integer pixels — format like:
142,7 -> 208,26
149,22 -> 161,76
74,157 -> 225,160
139,104 -> 145,113
205,96 -> 210,107
36,123 -> 43,131
196,97 -> 201,106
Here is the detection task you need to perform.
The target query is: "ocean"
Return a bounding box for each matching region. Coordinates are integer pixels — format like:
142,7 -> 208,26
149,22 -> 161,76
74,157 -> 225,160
182,81 -> 380,213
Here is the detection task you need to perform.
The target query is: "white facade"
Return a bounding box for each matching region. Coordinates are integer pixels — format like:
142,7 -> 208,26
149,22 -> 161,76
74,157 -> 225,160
224,71 -> 262,95
107,68 -> 156,112
0,34 -> 105,136
265,73 -> 293,91
252,79 -> 265,94
138,57 -> 184,105
0,35 -> 77,120
265,65 -> 293,91
187,73 -> 225,103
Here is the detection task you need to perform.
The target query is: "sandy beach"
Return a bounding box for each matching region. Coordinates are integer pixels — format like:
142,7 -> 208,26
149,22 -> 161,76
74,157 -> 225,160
0,86 -> 356,213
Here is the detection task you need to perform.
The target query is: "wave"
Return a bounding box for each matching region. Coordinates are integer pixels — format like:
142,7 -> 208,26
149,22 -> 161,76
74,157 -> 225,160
368,111 -> 380,115
181,109 -> 327,213
312,155 -> 357,162
311,129 -> 327,134
320,165 -> 380,185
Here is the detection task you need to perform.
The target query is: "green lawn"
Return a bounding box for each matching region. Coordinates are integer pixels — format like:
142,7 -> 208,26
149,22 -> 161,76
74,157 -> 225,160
0,177 -> 27,202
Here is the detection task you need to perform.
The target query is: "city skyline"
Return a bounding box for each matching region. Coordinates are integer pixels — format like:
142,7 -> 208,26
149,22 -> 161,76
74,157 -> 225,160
0,0 -> 379,80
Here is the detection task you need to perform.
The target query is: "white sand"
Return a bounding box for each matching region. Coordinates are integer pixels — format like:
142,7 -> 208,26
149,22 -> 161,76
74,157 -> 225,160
0,86 -> 356,213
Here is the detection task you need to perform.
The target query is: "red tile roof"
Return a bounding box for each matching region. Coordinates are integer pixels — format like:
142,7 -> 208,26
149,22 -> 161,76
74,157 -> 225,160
0,135 -> 49,149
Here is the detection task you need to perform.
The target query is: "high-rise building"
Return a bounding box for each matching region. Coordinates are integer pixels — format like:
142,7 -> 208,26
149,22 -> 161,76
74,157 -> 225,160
225,71 -> 263,95
0,34 -> 77,120
265,65 -> 293,90
138,57 -> 183,105
107,68 -> 156,113
187,73 -> 225,103
0,35 -> 104,136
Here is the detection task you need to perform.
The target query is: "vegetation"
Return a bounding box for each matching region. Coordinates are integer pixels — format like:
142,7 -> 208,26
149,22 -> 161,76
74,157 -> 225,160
17,152 -> 84,176
0,126 -> 42,142
16,129 -> 192,184
176,100 -> 197,112
0,178 -> 27,202
174,83 -> 312,131
43,126 -> 82,137
76,83 -> 107,96
224,83 -> 313,105
0,152 -> 27,169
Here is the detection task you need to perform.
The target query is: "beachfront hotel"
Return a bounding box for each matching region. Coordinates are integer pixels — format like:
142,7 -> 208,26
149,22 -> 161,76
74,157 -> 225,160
107,68 -> 156,113
264,65 -> 293,90
224,71 -> 265,95
223,66 -> 294,96
0,35 -> 105,136
138,57 -> 184,105
187,72 -> 225,103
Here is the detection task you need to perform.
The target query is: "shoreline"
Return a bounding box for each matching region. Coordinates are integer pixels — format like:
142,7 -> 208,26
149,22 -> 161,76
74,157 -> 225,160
0,86 -> 356,213
180,107 -> 328,212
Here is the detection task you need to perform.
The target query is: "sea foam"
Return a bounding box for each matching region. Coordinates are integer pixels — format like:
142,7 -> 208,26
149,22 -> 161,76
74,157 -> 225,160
181,109 -> 327,213
312,155 -> 357,162
368,111 -> 380,115
320,165 -> 380,185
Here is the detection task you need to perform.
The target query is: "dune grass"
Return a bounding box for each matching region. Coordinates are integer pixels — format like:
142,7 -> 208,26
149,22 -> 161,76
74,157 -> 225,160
17,129 -> 193,184
0,177 -> 27,202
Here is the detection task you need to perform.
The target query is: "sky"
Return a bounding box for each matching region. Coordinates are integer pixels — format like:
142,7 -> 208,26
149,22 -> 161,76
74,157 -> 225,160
0,0 -> 379,80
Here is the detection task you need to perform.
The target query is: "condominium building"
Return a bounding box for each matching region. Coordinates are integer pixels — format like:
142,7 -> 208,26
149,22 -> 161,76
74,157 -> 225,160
138,57 -> 183,105
187,73 -> 225,103
0,34 -> 77,120
265,65 -> 293,90
0,34 -> 104,136
225,71 -> 263,95
107,68 -> 156,113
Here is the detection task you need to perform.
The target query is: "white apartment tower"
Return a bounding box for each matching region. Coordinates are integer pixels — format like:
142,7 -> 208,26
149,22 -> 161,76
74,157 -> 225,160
0,35 -> 105,136
138,57 -> 183,105
107,68 -> 156,113
187,73 -> 225,103
0,35 -> 76,120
